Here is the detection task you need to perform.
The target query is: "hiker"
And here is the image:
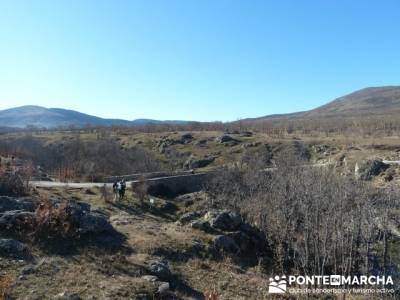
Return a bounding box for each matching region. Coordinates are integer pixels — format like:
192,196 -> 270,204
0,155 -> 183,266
119,178 -> 126,200
112,180 -> 119,202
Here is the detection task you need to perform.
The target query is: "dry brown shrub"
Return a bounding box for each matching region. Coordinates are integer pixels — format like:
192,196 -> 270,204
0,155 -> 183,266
203,287 -> 219,300
32,193 -> 80,241
0,274 -> 13,300
0,170 -> 27,196
133,176 -> 148,203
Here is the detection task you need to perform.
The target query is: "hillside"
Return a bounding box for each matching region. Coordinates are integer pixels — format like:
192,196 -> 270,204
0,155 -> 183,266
0,105 -> 188,128
246,86 -> 400,122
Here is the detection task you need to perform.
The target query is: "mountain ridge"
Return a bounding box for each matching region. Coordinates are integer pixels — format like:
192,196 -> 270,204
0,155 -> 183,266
243,85 -> 400,122
2,86 -> 400,128
0,105 -> 189,128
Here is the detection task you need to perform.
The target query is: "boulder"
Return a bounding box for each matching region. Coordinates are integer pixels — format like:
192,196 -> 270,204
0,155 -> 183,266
240,131 -> 253,137
0,210 -> 35,232
355,159 -> 389,180
78,212 -> 114,235
55,291 -> 82,300
0,238 -> 29,259
213,235 -> 240,254
242,142 -> 261,149
178,211 -> 203,224
157,282 -> 170,295
184,156 -> 215,170
190,220 -> 211,231
215,135 -> 239,144
149,260 -> 171,278
141,275 -> 158,282
0,196 -> 37,212
179,133 -> 194,144
204,210 -> 242,231
195,139 -> 207,146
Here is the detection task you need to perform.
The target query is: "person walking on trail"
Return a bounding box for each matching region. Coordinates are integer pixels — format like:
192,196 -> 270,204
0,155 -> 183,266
119,178 -> 126,200
113,180 -> 119,202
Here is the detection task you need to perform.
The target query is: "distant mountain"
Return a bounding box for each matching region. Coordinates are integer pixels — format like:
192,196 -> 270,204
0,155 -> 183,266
245,86 -> 400,122
0,105 -> 189,128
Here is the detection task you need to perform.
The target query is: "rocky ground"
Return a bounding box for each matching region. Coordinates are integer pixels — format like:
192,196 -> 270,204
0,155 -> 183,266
2,131 -> 400,299
0,187 -> 273,300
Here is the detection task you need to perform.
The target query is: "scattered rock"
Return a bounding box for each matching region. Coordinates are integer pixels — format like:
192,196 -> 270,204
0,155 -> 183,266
240,131 -> 253,137
355,159 -> 389,180
178,211 -> 203,224
215,135 -> 239,145
84,188 -> 95,195
0,196 -> 37,213
204,210 -> 242,231
149,260 -> 171,278
0,239 -> 29,259
21,264 -> 36,275
159,201 -> 176,212
184,156 -> 215,169
190,220 -> 211,231
79,212 -> 114,235
158,282 -> 170,295
195,139 -> 207,146
0,210 -> 35,232
242,142 -> 261,148
55,291 -> 81,300
141,275 -> 159,282
180,133 -> 194,144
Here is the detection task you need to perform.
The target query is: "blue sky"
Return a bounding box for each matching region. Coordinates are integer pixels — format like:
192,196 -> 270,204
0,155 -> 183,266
0,0 -> 399,121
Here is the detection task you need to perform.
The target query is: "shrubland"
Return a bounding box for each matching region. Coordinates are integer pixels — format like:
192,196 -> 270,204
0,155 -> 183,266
206,148 -> 400,277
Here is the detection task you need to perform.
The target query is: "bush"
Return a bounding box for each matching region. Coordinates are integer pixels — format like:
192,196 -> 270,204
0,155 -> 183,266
31,194 -> 80,241
0,170 -> 28,196
206,148 -> 400,276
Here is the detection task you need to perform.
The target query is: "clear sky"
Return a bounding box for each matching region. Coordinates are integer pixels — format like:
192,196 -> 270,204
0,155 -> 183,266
0,0 -> 399,121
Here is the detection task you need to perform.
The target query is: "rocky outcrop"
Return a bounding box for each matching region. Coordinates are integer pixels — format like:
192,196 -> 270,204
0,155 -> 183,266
355,159 -> 389,180
215,135 -> 240,145
78,211 -> 114,235
213,235 -> 239,254
183,156 -> 215,170
0,238 -> 29,259
179,209 -> 267,257
149,259 -> 172,279
0,196 -> 37,212
0,197 -> 117,242
156,134 -> 194,153
204,210 -> 242,231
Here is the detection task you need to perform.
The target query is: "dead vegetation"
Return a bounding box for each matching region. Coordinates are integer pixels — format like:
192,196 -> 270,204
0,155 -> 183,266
206,148 -> 400,278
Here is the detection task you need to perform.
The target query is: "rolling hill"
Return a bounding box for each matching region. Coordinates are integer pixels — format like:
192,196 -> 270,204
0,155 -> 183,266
245,86 -> 400,122
2,86 -> 400,128
0,105 -> 188,128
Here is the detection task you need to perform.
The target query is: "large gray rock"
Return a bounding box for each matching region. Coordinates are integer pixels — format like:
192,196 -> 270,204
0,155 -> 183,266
213,235 -> 240,254
179,211 -> 203,224
215,135 -> 239,144
190,220 -> 211,231
204,210 -> 242,231
54,291 -> 82,300
355,159 -> 389,180
0,196 -> 37,212
78,212 -> 114,235
184,156 -> 215,169
0,210 -> 35,232
179,133 -> 194,144
149,260 -> 171,278
157,282 -> 170,295
0,238 -> 29,259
